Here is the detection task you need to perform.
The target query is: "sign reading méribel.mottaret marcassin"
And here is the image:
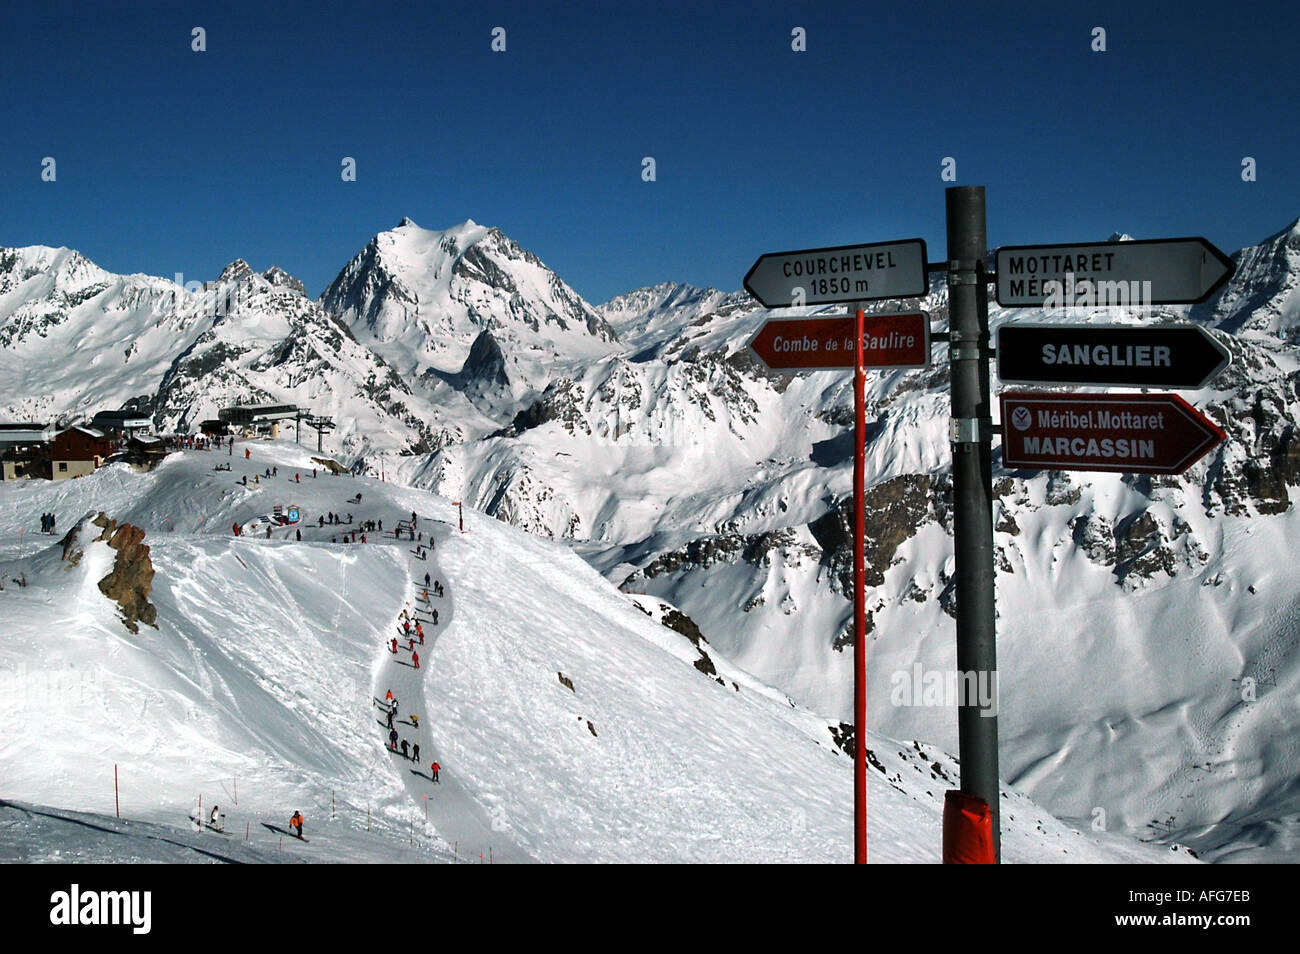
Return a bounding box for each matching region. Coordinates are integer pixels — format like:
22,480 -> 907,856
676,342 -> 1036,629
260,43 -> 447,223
744,239 -> 928,307
995,237 -> 1235,307
999,391 -> 1225,474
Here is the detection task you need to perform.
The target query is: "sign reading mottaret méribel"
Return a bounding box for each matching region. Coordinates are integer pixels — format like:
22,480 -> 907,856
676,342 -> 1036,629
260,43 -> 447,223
995,237 -> 1235,307
748,311 -> 931,371
999,391 -> 1226,475
744,239 -> 928,307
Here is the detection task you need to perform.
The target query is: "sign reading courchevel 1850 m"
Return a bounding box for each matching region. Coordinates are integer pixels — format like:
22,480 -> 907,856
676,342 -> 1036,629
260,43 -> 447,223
744,239 -> 928,307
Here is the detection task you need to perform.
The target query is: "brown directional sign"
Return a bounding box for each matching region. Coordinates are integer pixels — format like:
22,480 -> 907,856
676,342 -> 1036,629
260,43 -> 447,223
748,311 -> 930,371
999,391 -> 1226,474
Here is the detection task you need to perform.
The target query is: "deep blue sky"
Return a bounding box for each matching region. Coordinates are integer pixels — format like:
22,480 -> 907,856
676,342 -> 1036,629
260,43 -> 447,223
1,0 -> 1295,304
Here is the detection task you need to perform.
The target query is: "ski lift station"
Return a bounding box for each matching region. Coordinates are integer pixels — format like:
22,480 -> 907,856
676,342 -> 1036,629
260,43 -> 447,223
218,403 -> 299,438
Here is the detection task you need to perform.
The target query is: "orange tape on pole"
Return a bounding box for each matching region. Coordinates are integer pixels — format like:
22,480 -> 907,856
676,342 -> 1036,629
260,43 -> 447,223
942,790 -> 996,864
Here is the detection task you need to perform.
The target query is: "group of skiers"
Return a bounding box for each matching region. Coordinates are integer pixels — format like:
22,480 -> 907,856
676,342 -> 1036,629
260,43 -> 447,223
379,690 -> 440,783
38,512 -> 57,534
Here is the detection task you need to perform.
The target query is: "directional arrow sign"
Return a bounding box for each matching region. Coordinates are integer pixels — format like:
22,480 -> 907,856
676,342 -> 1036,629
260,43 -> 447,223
748,311 -> 930,371
995,237 -> 1235,307
999,391 -> 1226,474
744,240 -> 928,307
997,323 -> 1231,388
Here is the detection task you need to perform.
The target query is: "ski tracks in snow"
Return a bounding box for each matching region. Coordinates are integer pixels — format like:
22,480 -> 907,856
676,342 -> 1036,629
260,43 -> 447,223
372,524 -> 535,863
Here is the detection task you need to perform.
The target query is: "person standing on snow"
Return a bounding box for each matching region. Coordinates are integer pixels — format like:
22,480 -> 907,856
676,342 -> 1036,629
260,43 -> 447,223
412,742 -> 420,763
431,762 -> 440,783
415,622 -> 424,644
209,804 -> 222,831
424,572 -> 430,588
400,739 -> 409,759
389,728 -> 399,751
412,650 -> 420,669
390,637 -> 398,654
290,811 -> 304,839
386,705 -> 395,729
432,608 -> 438,626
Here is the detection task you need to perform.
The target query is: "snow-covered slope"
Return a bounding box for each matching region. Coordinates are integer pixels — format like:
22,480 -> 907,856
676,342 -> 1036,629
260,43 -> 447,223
0,440 -> 1191,862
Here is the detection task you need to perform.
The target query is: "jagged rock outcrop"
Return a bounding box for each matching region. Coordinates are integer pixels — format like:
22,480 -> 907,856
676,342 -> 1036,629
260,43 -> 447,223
92,514 -> 157,633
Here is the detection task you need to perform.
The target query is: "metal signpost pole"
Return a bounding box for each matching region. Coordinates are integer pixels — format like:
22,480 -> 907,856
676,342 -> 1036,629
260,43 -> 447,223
945,186 -> 1001,860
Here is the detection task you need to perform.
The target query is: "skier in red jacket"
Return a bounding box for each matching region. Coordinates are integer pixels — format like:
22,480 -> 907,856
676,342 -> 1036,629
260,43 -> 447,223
390,637 -> 398,654
431,762 -> 440,783
412,650 -> 420,669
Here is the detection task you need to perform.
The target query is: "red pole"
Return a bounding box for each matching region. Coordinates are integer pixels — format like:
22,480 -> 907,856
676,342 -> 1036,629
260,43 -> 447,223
114,763 -> 120,819
854,305 -> 867,864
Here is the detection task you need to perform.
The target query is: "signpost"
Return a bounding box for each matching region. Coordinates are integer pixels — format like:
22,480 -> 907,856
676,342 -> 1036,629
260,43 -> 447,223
999,391 -> 1226,474
997,324 -> 1231,388
995,237 -> 1235,307
743,239 -> 928,307
745,190 -> 1237,865
748,311 -> 930,371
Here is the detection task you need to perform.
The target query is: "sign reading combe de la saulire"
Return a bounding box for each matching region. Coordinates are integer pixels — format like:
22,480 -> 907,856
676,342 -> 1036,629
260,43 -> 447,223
744,240 -> 928,307
748,311 -> 930,371
999,391 -> 1226,475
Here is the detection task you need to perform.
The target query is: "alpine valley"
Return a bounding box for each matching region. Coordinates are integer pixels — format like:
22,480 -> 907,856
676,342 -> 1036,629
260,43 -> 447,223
2,213 -> 1298,862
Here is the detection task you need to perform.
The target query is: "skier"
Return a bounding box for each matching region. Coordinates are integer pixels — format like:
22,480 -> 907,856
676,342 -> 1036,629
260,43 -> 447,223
386,706 -> 395,729
424,572 -> 430,588
318,515 -> 324,528
266,525 -> 272,539
388,728 -> 399,751
415,622 -> 424,644
431,762 -> 440,783
209,804 -> 222,831
289,811 -> 304,839
390,637 -> 398,654
410,714 -> 419,728
403,619 -> 410,636
412,650 -> 420,669
412,742 -> 420,763
432,608 -> 438,626
409,637 -> 416,652
400,739 -> 409,759
245,448 -> 250,460
296,528 -> 301,542
295,473 -> 299,483
361,533 -> 366,544
411,511 -> 417,527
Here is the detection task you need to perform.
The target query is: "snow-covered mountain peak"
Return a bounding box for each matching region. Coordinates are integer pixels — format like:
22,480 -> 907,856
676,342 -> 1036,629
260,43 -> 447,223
216,259 -> 254,285
319,219 -> 618,408
261,265 -> 307,297
1106,231 -> 1135,242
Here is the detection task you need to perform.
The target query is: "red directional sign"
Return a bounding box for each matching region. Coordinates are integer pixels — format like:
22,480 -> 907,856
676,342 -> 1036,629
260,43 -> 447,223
748,311 -> 930,372
999,391 -> 1226,474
